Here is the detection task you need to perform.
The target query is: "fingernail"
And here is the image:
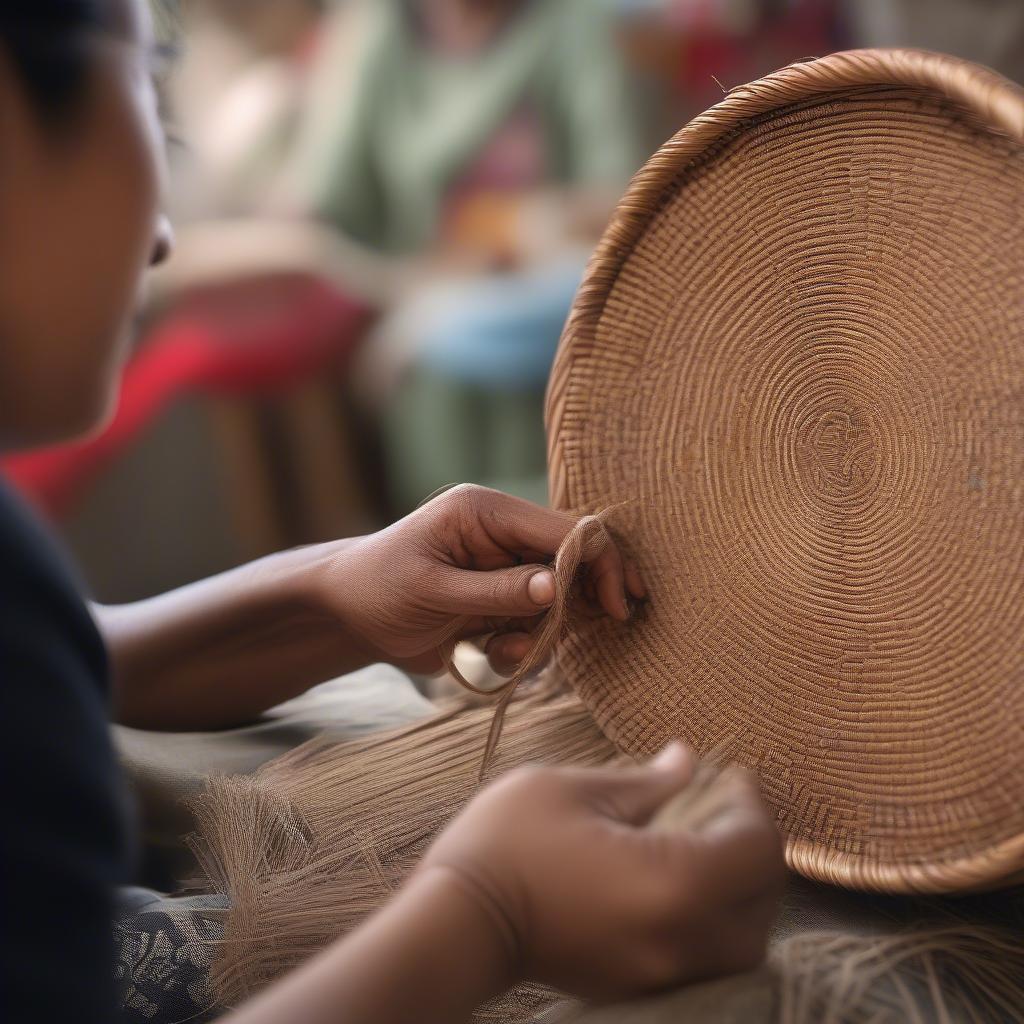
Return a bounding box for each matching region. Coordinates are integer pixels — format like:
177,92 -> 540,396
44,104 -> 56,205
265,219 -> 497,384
528,570 -> 555,606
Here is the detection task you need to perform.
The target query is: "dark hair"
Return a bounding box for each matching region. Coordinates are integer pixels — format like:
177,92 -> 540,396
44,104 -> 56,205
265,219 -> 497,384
0,1 -> 112,123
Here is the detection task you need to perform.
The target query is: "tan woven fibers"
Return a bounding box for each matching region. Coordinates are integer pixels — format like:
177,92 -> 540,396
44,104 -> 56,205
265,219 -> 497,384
191,694 -> 617,1014
774,923 -> 1024,1024
190,688 -> 1024,1019
546,49 -> 1024,894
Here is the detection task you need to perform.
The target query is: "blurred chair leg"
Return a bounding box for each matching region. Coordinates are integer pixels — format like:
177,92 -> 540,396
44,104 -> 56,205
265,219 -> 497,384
207,398 -> 288,561
275,378 -> 377,543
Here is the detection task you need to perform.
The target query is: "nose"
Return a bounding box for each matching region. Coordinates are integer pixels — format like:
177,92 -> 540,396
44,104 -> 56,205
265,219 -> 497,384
149,214 -> 175,267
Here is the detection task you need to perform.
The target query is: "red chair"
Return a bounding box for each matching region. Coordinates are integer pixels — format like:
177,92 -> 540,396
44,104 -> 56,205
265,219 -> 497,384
1,274 -> 371,520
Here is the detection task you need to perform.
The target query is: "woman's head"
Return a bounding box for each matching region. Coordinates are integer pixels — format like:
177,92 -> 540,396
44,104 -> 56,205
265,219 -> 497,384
0,0 -> 172,448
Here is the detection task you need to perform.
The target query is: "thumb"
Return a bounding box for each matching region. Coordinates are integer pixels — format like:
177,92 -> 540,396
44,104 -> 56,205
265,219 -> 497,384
586,743 -> 696,826
439,564 -> 557,619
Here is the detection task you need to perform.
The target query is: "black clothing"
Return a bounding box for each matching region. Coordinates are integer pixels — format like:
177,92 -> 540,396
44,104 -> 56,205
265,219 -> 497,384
0,479 -> 131,1023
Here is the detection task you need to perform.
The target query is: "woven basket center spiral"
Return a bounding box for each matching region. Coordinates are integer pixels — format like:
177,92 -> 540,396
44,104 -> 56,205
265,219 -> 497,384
549,82 -> 1024,889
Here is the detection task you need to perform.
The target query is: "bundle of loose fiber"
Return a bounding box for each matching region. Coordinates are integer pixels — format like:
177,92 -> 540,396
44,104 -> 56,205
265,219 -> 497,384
190,692 -> 617,1015
191,697 -> 1024,1021
774,921 -> 1024,1024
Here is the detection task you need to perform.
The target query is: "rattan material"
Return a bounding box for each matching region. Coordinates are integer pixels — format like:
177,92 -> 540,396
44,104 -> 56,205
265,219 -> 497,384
546,49 -> 1024,894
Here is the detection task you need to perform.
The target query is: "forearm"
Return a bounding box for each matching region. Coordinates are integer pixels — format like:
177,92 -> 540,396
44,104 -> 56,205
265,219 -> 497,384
98,541 -> 374,730
223,867 -> 513,1024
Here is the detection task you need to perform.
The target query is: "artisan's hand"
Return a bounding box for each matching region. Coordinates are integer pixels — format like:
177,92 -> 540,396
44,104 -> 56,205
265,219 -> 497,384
419,743 -> 786,1000
222,747 -> 782,1024
313,484 -> 645,675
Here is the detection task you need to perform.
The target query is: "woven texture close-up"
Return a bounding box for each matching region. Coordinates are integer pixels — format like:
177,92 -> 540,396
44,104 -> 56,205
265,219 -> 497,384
546,48 -> 1024,895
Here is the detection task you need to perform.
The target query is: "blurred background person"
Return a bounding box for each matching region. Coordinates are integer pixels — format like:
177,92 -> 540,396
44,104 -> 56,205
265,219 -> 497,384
170,0 -> 329,218
10,0 -> 1022,609
288,0 -> 645,512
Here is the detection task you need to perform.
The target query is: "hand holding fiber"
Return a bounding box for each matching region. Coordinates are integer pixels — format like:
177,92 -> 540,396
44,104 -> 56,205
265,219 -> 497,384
417,742 -> 785,1001
311,483 -> 644,677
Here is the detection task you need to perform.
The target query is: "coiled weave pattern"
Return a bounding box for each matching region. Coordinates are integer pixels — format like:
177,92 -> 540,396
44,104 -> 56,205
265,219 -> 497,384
546,50 -> 1024,893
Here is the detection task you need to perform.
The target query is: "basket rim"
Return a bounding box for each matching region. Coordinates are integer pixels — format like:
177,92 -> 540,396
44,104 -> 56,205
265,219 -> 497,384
786,832 -> 1024,895
545,48 -> 1024,893
547,47 -> 1024,507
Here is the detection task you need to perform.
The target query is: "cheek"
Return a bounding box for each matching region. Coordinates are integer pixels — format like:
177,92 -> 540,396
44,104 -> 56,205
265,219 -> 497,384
87,71 -> 164,323
49,69 -> 161,336
0,68 -> 162,444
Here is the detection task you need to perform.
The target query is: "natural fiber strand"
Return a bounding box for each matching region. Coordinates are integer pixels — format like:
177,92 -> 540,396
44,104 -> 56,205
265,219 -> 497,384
774,920 -> 1024,1024
436,511 -> 620,778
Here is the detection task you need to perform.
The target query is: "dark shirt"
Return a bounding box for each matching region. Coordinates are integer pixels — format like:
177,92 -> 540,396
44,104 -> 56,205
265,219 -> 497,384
0,479 -> 130,1022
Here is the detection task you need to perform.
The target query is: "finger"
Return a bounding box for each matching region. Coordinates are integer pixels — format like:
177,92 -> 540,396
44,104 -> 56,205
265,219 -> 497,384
694,770 -> 772,834
517,548 -> 549,566
436,563 -> 557,619
586,539 -> 631,622
581,742 -> 697,826
572,589 -> 608,621
662,765 -> 752,832
676,889 -> 778,979
454,611 -> 544,648
485,632 -> 537,677
451,486 -> 583,557
625,560 -> 647,600
450,487 -> 633,620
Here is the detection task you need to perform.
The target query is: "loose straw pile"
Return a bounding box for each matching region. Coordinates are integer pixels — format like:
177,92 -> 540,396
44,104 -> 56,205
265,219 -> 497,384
775,921 -> 1024,1023
191,693 -> 618,1015
192,699 -> 1024,1021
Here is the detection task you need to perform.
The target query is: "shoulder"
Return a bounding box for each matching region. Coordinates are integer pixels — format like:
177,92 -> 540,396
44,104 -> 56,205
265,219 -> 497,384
0,479 -> 109,728
0,480 -> 105,654
0,480 -> 130,1021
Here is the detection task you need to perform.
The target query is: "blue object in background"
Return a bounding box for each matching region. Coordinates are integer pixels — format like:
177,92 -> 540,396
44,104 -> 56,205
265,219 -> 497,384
418,259 -> 585,388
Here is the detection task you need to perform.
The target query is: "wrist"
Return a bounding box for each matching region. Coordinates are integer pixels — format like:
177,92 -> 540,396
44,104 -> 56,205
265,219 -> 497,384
259,539 -> 360,611
248,538 -> 376,671
401,865 -> 521,1004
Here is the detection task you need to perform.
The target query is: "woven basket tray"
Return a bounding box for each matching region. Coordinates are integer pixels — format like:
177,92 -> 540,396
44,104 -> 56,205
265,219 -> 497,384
546,49 -> 1024,894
